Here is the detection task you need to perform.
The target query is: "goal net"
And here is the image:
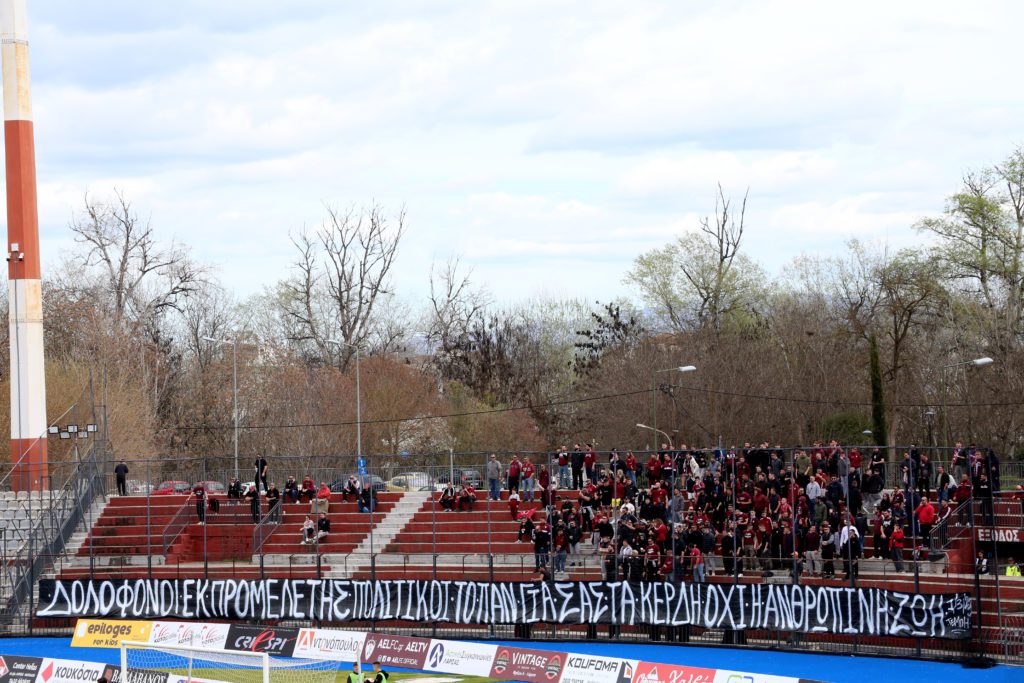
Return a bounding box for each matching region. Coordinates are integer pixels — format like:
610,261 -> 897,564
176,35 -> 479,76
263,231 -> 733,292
120,640 -> 339,683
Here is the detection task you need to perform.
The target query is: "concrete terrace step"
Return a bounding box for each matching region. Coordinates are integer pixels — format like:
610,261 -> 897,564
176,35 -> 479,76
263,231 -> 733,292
322,491 -> 430,578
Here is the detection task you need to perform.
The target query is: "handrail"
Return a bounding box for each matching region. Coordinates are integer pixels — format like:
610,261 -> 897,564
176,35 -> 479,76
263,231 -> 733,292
252,500 -> 279,554
161,501 -> 193,554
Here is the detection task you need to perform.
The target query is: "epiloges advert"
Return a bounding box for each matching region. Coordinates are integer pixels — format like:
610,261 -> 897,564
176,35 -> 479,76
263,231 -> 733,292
36,578 -> 972,639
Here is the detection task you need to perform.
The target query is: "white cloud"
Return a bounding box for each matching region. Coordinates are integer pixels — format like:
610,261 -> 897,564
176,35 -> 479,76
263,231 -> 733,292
0,0 -> 1019,311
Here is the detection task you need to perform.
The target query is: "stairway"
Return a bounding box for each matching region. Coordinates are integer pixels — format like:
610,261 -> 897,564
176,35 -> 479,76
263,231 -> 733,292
323,490 -> 430,578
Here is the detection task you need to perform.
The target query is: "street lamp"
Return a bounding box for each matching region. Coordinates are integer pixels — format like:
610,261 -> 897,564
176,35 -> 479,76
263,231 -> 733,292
326,340 -> 361,463
636,423 -> 674,450
651,365 -> 696,450
939,357 -> 996,448
203,336 -> 239,481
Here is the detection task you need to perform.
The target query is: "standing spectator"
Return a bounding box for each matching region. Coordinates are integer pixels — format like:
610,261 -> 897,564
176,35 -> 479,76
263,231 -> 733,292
508,455 -> 522,495
570,444 -> 585,489
975,551 -> 988,575
976,473 -> 994,525
890,523 -> 905,573
690,543 -> 705,583
915,498 -> 936,547
486,454 -> 503,501
950,442 -> 966,482
804,524 -> 820,575
557,446 -> 571,488
917,455 -> 933,497
625,451 -> 638,486
583,446 -> 596,485
246,484 -> 261,522
522,457 -> 536,501
507,491 -> 520,520
192,482 -> 206,525
820,523 -> 835,578
869,449 -> 886,484
935,466 -> 952,505
114,460 -> 129,496
1005,557 -> 1021,577
312,481 -> 331,515
254,454 -> 269,494
862,468 -> 883,514
533,523 -> 551,571
646,453 -> 662,486
953,475 -> 972,525
267,482 -> 281,522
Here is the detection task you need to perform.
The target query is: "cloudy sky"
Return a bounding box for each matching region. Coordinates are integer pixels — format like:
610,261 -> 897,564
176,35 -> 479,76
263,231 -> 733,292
14,0 -> 1022,306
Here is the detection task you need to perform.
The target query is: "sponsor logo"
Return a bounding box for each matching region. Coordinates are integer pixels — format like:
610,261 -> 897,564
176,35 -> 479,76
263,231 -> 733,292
38,659 -> 106,683
225,625 -> 298,657
71,620 -> 151,649
493,649 -> 510,674
489,647 -> 566,682
562,655 -> 638,683
293,629 -> 365,659
633,662 -> 716,683
100,665 -> 170,683
423,640 -> 496,676
361,635 -> 430,669
0,658 -> 48,683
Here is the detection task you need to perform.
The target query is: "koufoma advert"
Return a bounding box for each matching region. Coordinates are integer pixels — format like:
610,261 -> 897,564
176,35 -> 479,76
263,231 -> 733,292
37,578 -> 972,639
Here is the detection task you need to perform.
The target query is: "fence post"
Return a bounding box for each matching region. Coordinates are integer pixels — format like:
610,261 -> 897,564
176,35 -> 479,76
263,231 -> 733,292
146,459 -> 153,579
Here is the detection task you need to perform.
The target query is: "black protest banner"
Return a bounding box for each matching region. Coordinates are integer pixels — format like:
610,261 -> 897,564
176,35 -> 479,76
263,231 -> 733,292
36,578 -> 973,639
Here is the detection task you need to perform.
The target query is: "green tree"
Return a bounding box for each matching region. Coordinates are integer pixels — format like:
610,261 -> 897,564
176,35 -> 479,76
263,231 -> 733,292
626,185 -> 766,333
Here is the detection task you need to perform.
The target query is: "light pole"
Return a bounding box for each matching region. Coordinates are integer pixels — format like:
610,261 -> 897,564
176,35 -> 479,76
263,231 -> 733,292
326,340 -> 361,463
651,365 -> 696,449
636,423 -> 674,450
203,336 -> 239,481
940,357 -> 993,448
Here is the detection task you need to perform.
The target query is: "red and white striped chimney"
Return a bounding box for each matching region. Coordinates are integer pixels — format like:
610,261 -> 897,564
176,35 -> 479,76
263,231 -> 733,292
1,0 -> 47,491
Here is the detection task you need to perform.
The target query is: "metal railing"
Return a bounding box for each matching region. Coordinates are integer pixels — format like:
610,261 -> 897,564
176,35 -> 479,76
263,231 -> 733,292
161,502 -> 193,555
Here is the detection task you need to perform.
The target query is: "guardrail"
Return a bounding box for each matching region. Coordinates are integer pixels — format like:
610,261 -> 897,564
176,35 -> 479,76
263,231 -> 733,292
161,502 -> 193,555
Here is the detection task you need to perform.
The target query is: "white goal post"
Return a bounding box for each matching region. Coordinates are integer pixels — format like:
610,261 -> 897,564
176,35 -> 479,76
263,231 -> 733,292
120,640 -> 338,683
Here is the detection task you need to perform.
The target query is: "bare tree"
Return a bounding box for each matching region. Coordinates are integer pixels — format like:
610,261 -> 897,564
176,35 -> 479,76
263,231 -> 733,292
70,190 -> 207,335
281,204 -> 405,369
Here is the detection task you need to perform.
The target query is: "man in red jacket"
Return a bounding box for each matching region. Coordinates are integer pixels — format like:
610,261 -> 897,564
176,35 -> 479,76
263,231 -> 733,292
915,499 -> 937,547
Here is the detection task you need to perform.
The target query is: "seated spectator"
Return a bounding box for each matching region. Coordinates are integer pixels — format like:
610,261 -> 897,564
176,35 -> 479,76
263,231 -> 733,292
458,483 -> 477,511
301,515 -> 315,544
439,485 -> 456,512
340,475 -> 360,502
283,476 -> 300,504
516,511 -> 535,543
316,512 -> 331,542
312,481 -> 331,515
227,478 -> 242,500
300,475 -> 316,503
358,486 -> 377,513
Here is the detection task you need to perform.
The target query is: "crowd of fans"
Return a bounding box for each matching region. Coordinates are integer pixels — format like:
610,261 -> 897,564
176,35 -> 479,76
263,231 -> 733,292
486,441 -> 1011,582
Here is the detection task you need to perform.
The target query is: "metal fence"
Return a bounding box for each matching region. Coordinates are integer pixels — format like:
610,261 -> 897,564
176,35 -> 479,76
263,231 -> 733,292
1,446 -> 1022,666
